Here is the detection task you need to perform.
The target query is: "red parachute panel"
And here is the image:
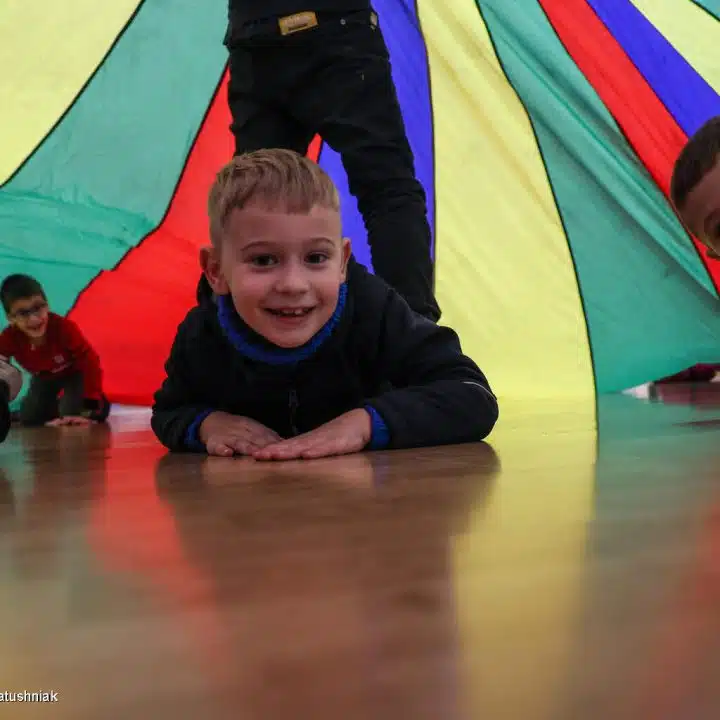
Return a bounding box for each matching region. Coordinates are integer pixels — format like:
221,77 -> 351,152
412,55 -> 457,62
69,69 -> 322,406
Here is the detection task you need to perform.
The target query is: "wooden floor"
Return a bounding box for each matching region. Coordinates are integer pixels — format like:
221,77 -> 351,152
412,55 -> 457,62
0,385 -> 719,719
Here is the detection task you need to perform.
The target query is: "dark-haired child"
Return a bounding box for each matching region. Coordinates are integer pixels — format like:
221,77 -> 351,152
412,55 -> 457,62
152,149 -> 497,459
0,274 -> 110,428
671,115 -> 720,259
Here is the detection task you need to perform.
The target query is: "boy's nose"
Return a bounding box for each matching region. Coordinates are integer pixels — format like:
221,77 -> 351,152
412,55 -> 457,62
274,264 -> 310,293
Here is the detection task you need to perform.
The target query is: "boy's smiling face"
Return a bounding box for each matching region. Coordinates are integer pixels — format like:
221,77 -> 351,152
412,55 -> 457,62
202,203 -> 351,348
677,156 -> 720,259
8,295 -> 49,341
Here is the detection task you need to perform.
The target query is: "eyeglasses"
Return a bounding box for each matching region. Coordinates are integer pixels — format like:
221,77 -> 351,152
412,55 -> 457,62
11,301 -> 48,320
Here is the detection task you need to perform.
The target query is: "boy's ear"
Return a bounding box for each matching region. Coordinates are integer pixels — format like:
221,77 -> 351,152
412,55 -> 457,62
339,237 -> 352,281
199,246 -> 229,295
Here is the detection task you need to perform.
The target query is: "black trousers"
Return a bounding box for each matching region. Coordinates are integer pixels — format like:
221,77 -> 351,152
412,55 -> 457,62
200,8 -> 440,321
20,373 -> 85,426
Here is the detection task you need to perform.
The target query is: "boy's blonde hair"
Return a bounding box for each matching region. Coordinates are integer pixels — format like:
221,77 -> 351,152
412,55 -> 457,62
208,149 -> 340,246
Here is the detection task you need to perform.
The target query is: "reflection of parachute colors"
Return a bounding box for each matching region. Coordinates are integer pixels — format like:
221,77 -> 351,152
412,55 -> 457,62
0,0 -> 719,407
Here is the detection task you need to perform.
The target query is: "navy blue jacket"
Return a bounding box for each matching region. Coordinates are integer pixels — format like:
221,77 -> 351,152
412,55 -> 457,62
151,263 -> 498,453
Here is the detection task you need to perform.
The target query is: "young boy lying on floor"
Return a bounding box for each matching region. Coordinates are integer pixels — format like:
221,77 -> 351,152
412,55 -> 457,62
151,149 -> 498,460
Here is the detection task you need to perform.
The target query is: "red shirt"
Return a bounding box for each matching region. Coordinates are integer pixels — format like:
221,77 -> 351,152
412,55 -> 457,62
0,313 -> 104,400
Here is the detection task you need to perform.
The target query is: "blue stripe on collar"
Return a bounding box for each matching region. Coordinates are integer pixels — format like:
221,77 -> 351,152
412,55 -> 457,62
216,283 -> 347,365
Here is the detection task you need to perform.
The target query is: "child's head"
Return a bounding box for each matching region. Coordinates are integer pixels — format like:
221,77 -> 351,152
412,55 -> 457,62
0,274 -> 49,340
201,149 -> 351,348
670,116 -> 720,259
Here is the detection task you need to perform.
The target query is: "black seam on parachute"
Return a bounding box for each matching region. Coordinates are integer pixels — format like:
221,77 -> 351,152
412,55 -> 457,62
410,0 -> 439,292
0,0 -> 148,190
474,0 -> 599,427
688,0 -> 720,22
65,63 -> 229,316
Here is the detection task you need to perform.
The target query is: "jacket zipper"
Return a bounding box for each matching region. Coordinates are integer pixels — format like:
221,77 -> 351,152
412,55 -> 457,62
288,388 -> 299,437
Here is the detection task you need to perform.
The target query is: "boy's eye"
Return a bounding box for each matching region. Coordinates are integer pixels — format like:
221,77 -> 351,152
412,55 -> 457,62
13,302 -> 48,319
250,255 -> 277,267
307,252 -> 329,264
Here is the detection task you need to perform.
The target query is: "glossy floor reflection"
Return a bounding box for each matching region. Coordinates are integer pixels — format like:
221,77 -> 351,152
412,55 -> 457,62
0,386 -> 718,719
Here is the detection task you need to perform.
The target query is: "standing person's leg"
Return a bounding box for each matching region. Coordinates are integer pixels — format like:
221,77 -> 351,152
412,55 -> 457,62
227,45 -> 315,157
293,11 -> 440,321
19,376 -> 61,427
197,41 -> 316,304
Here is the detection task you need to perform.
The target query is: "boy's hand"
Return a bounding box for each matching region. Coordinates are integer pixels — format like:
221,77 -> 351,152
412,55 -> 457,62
82,396 -> 110,422
46,416 -> 95,427
253,409 -> 372,461
199,412 -> 282,457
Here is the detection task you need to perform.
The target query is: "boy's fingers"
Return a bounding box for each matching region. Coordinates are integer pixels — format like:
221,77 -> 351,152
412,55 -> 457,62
230,437 -> 261,456
47,416 -> 95,426
206,440 -> 234,457
253,423 -> 364,461
300,444 -> 335,459
301,436 -> 352,459
253,440 -> 303,461
249,432 -> 281,448
206,435 -> 262,457
299,448 -> 328,459
262,438 -> 298,453
254,427 -> 282,442
253,446 -> 289,461
255,431 -> 337,461
46,417 -> 82,427
243,421 -> 281,443
241,426 -> 278,446
297,436 -> 336,459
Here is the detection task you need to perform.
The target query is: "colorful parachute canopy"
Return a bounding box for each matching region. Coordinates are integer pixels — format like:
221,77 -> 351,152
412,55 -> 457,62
0,0 -> 719,407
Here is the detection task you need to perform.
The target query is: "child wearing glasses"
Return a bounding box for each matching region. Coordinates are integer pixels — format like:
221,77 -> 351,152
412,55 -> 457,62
0,274 -> 110,437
